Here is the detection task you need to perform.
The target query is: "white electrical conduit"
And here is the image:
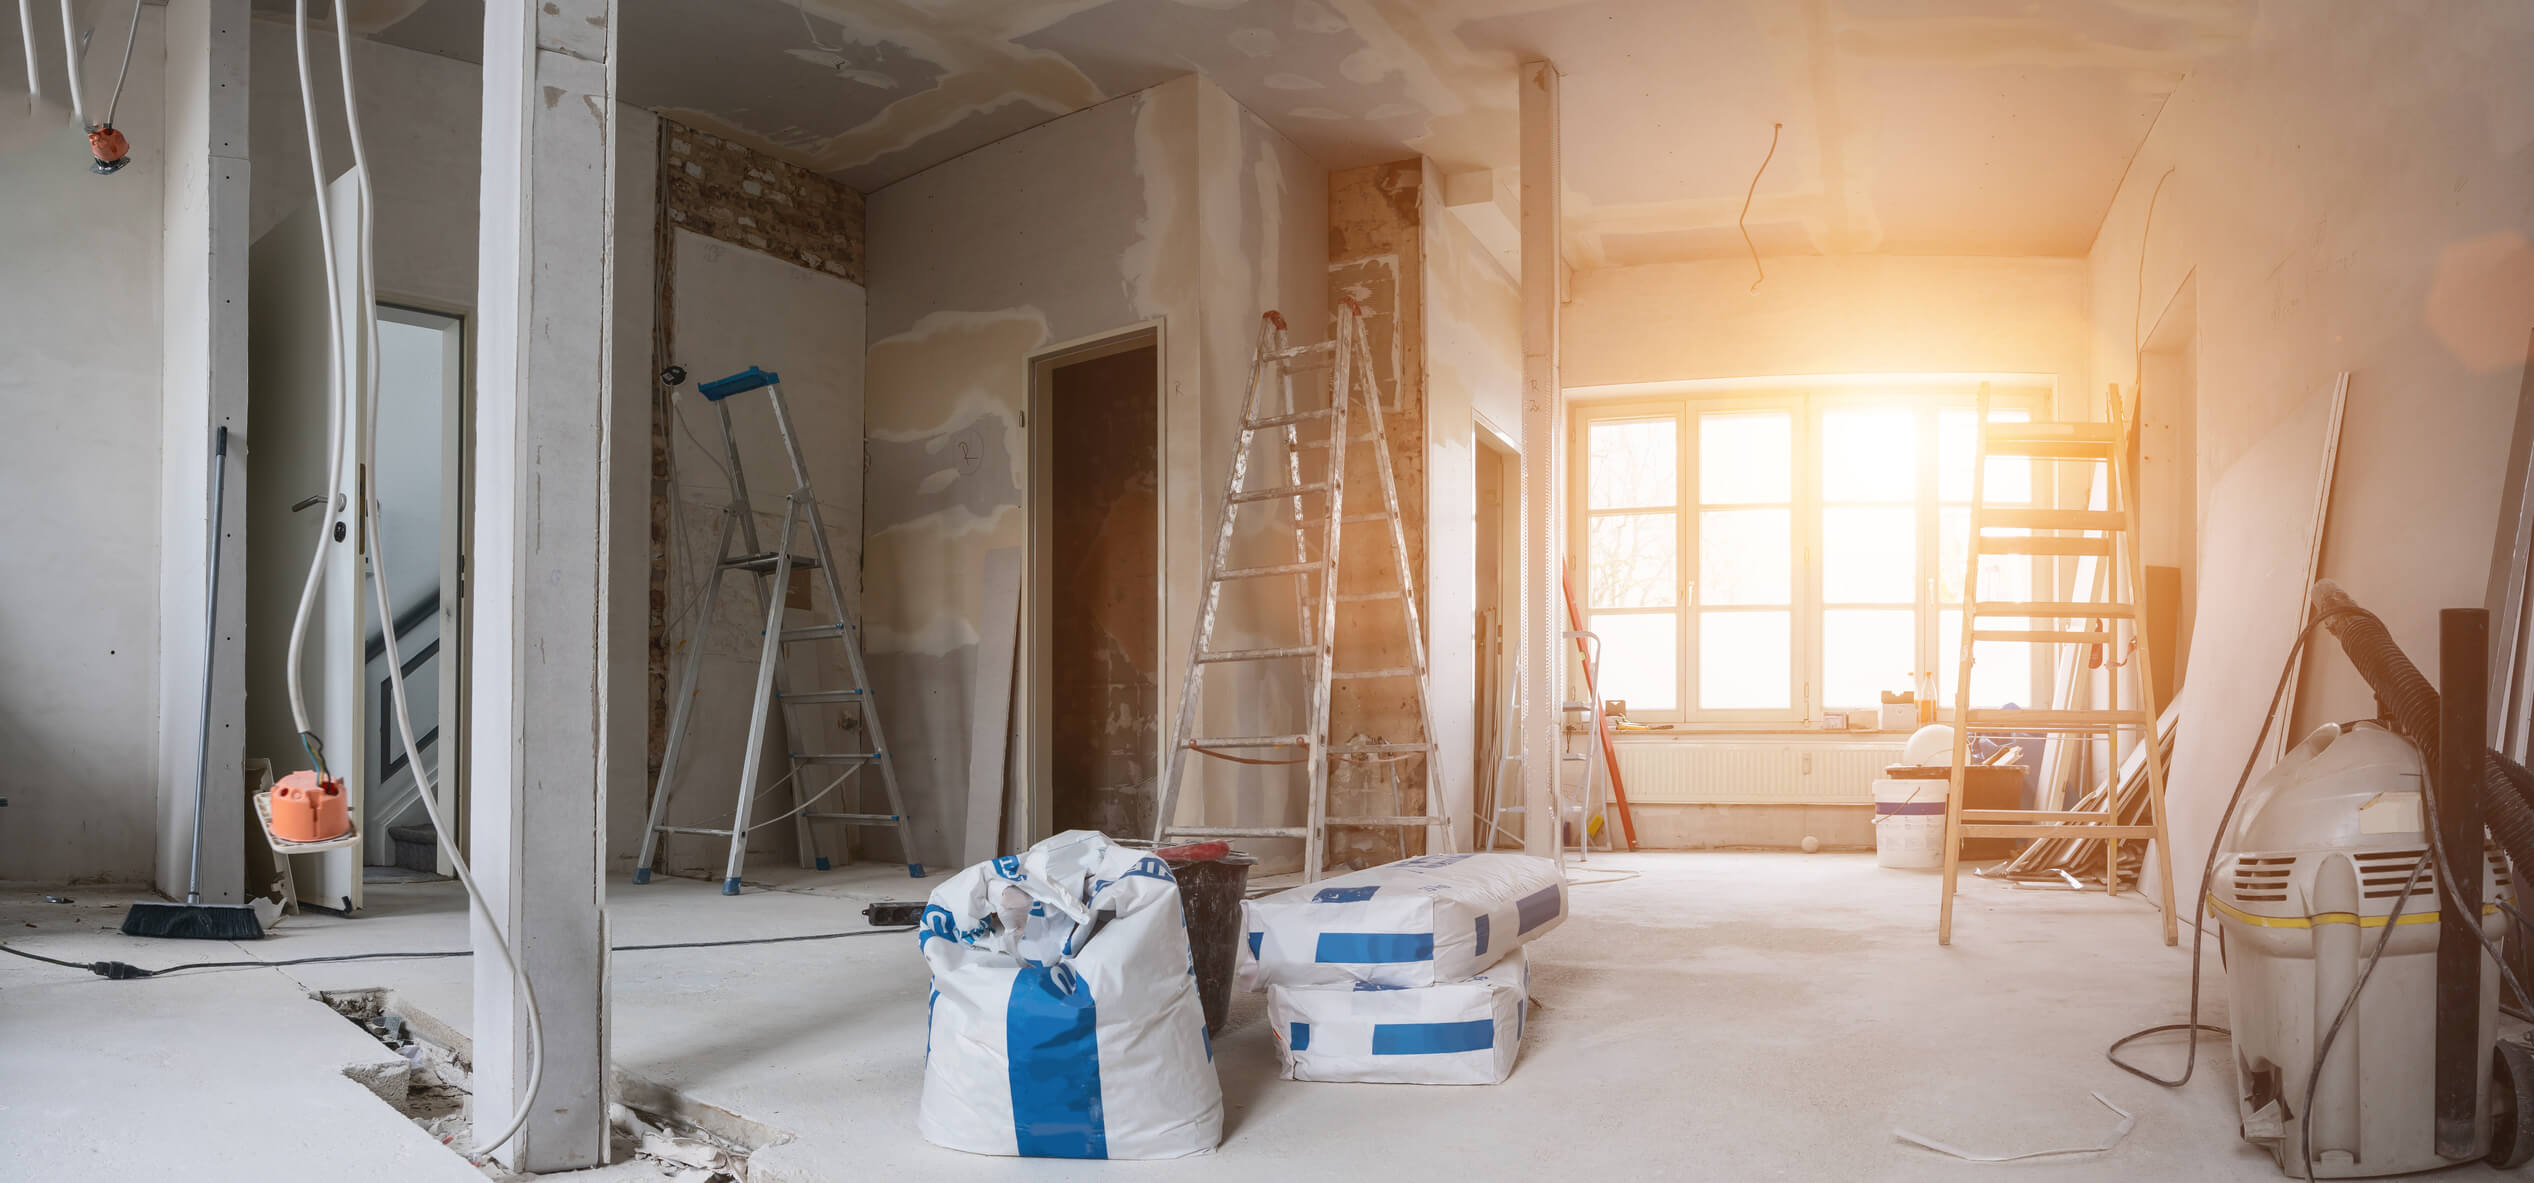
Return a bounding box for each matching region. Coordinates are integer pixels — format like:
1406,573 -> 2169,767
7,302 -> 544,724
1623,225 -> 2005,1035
18,0 -> 39,111
56,0 -> 85,127
285,0 -> 545,1158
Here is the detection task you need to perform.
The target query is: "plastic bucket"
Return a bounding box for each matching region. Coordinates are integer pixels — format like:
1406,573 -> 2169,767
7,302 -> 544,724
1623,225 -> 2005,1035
1872,777 -> 1948,869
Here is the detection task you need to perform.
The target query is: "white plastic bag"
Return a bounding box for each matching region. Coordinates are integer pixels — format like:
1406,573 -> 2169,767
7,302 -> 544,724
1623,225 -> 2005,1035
1239,852 -> 1565,989
917,830 -> 1222,1160
1268,949 -> 1529,1084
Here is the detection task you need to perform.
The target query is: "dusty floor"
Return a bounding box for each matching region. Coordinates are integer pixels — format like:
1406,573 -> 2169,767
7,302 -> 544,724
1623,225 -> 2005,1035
1,852 -> 2521,1181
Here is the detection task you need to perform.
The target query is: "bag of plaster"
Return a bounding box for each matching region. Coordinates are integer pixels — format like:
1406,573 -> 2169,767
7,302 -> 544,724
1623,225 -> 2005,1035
1268,949 -> 1530,1085
917,830 -> 1222,1160
1238,852 -> 1566,990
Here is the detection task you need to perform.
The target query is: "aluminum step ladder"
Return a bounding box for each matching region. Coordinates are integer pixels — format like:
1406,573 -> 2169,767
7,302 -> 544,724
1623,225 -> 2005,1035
635,365 -> 922,894
1937,382 -> 2173,945
1148,303 -> 1451,881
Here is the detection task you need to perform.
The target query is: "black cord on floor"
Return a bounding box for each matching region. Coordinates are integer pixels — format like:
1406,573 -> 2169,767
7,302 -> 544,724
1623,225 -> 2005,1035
0,926 -> 916,981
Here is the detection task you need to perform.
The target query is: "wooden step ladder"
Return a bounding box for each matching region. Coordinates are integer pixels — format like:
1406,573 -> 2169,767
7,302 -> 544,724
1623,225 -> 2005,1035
1146,303 -> 1449,881
1937,384 -> 2176,946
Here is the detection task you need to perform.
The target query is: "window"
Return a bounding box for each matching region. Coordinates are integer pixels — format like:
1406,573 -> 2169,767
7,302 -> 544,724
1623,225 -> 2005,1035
1574,388 -> 2046,724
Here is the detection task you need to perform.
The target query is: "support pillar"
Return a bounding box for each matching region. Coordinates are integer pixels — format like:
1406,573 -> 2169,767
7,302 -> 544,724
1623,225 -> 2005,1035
472,0 -> 618,1168
1518,61 -> 1562,856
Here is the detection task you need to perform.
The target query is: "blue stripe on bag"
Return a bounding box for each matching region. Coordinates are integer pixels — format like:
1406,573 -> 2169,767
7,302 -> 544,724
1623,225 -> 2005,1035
1314,932 -> 1435,963
1371,1019 -> 1494,1055
1290,1022 -> 1311,1051
1247,931 -> 1262,957
1006,966 -> 1106,1159
1475,914 -> 1490,956
1515,885 -> 1561,934
1313,885 -> 1379,903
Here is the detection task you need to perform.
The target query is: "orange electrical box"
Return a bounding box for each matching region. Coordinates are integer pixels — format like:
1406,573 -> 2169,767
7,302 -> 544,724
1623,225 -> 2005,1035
271,771 -> 351,843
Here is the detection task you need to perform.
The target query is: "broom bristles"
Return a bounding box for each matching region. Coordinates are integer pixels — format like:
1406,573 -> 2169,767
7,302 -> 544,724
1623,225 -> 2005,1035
120,900 -> 264,941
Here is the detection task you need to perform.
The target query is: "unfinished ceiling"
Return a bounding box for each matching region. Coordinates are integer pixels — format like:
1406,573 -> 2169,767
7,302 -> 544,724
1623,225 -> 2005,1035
344,0 -> 2253,266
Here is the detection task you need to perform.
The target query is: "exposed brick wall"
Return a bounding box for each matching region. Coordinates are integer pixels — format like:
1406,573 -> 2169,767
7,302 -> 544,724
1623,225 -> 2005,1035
659,119 -> 866,286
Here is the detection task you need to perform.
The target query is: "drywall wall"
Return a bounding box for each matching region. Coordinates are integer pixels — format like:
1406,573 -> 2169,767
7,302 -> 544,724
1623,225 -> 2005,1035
1564,254 -> 2092,407
2086,2 -> 2534,782
650,228 -> 867,876
864,75 -> 1326,871
0,8 -> 169,884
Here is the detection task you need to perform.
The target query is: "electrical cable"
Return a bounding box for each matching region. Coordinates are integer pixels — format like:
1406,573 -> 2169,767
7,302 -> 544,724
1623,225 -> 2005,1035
283,0 -> 350,778
1,926 -> 915,980
19,0 -> 42,112
1739,122 -> 1781,292
54,0 -> 85,127
100,0 -> 138,127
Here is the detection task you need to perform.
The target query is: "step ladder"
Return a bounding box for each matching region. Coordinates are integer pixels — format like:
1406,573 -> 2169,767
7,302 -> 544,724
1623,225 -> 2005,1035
1938,383 -> 2174,945
1147,303 -> 1450,881
634,365 -> 922,895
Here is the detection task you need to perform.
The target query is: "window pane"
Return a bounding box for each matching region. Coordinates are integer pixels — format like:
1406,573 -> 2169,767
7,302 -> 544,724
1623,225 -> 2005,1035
1588,418 -> 1676,509
1938,508 -> 2034,603
1700,610 -> 1790,709
1588,513 -> 1677,608
1700,412 -> 1790,504
1588,613 -> 1677,712
1823,506 -> 1915,603
1823,609 -> 1917,710
1939,407 -> 2035,504
1821,409 -> 1916,502
1939,610 -> 2038,710
1700,509 -> 1790,605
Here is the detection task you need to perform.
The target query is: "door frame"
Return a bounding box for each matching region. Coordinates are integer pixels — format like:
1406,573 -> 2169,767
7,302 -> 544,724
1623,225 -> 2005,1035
377,297 -> 472,873
1020,321 -> 1167,846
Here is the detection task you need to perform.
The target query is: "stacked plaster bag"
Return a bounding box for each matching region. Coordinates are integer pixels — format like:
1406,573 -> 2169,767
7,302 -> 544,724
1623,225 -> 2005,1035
1240,852 -> 1565,1084
918,830 -> 1222,1159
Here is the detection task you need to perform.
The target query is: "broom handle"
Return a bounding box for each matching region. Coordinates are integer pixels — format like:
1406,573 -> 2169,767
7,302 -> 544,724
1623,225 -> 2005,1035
187,426 -> 227,905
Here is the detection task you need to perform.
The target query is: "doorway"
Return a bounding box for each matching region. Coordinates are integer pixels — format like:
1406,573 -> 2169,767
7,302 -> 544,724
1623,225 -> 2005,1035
1474,432 -> 1521,848
1027,329 -> 1163,841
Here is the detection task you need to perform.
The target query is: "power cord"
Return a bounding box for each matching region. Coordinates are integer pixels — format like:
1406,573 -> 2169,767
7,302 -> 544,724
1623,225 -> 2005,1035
1,926 -> 916,981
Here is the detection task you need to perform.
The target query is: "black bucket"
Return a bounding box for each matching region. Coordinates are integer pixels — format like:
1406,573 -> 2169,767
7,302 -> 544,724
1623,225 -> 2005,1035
1167,851 -> 1256,1035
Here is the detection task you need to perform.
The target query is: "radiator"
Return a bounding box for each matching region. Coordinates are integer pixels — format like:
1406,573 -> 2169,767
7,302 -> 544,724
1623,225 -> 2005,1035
1610,741 -> 1904,805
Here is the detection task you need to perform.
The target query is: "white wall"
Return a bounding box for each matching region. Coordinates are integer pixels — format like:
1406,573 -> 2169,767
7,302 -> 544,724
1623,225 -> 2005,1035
0,6 -> 169,884
2086,1 -> 2534,893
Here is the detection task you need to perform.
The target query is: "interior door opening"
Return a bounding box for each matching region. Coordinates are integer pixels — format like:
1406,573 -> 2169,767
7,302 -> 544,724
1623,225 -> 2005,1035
364,304 -> 467,878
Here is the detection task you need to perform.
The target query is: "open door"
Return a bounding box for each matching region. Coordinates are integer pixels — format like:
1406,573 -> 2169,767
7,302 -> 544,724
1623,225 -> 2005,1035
246,170 -> 368,913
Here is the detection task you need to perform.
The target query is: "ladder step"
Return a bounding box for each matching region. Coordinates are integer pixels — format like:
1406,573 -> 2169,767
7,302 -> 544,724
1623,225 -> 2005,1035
1187,734 -> 1311,750
1972,601 -> 2135,620
1977,535 -> 2112,557
1971,629 -> 2115,645
1230,481 -> 1336,503
1961,708 -> 2153,731
1218,560 -> 1329,580
1328,815 -> 1451,827
1562,701 -> 1596,711
1299,434 -> 1379,450
1962,809 -> 2140,824
1200,645 -> 1325,663
1247,409 -> 1333,429
778,688 -> 867,704
793,752 -> 882,764
1980,508 -> 2126,532
1961,824 -> 2159,840
1332,667 -> 1417,680
1339,512 -> 1387,524
800,811 -> 901,825
1266,341 -> 1338,361
1332,741 -> 1434,754
654,825 -> 736,837
1984,421 -> 2116,459
780,624 -> 849,643
723,552 -> 821,573
1167,825 -> 1310,839
1334,590 -> 1401,602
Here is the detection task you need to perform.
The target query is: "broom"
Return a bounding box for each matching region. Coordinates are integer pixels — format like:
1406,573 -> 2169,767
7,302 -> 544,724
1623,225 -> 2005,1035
124,426 -> 262,940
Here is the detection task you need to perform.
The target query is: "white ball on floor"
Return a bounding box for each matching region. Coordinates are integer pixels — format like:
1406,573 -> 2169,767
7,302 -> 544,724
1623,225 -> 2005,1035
1801,835 -> 1821,853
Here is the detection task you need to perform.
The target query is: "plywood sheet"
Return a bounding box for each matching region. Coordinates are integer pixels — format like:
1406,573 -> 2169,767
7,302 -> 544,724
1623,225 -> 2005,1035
964,548 -> 1023,866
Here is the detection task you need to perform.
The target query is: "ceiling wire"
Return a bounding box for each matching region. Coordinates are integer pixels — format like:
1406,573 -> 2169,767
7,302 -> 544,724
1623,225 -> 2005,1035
2130,167 -> 2178,394
1740,122 -> 1783,292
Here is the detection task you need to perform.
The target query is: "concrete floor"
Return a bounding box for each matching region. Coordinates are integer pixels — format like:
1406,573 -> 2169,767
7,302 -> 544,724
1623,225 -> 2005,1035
2,852 -> 2521,1181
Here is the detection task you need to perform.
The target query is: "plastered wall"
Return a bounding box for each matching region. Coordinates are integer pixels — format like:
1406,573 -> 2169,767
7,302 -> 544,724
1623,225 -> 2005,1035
864,75 -> 1326,871
2084,1 -> 2534,889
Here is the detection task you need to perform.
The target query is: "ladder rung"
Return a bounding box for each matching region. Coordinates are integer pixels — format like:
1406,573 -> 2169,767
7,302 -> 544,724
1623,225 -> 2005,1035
1334,590 -> 1401,602
1200,645 -> 1324,663
780,624 -> 849,643
1339,512 -> 1387,524
1231,481 -> 1336,503
1187,734 -> 1311,750
1247,409 -> 1333,429
1332,741 -> 1433,754
723,552 -> 821,573
1218,560 -> 1328,580
1972,601 -> 2136,620
1980,508 -> 2125,532
794,752 -> 882,764
1167,825 -> 1310,839
1299,434 -> 1379,450
1961,824 -> 2159,840
654,825 -> 735,837
1984,422 -> 2116,459
1266,341 -> 1338,361
1327,815 -> 1451,827
801,811 -> 901,825
1562,701 -> 1596,711
1977,535 -> 2112,557
1971,629 -> 2114,645
1963,809 -> 2138,824
778,688 -> 867,704
1961,708 -> 2152,731
1332,667 -> 1417,680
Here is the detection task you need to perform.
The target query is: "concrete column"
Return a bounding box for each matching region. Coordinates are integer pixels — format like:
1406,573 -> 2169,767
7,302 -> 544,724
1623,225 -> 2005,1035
157,0 -> 250,903
1518,62 -> 1561,856
471,0 -> 618,1168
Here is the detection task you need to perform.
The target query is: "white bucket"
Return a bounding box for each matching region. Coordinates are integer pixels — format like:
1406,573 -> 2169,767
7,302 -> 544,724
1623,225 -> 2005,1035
1872,777 -> 1948,869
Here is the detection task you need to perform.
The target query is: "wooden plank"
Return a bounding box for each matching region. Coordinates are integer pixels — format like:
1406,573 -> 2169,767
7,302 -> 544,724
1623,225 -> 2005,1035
2488,331 -> 2534,761
964,548 -> 1022,867
1963,824 -> 2158,839
1972,629 -> 2114,645
1975,601 -> 2135,620
1981,508 -> 2127,532
2270,373 -> 2348,764
1978,535 -> 2113,557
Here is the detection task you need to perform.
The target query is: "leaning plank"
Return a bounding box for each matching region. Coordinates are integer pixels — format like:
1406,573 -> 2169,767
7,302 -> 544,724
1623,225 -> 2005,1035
964,548 -> 1023,867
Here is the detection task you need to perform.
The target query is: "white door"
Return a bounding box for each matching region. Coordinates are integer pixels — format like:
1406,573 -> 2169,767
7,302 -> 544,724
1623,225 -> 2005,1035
245,169 -> 368,912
